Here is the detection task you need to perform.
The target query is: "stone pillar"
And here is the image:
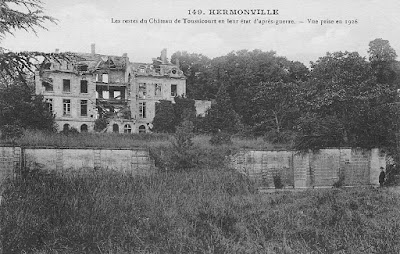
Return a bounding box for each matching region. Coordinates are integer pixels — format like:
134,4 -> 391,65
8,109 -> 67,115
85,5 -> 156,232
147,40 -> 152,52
370,148 -> 386,186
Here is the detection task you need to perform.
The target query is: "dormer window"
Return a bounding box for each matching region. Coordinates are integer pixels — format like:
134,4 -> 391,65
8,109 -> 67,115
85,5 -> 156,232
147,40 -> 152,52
138,65 -> 146,73
77,64 -> 88,71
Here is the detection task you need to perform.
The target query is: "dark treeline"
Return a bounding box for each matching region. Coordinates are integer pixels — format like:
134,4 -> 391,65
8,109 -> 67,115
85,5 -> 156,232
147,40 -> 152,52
155,38 -> 400,150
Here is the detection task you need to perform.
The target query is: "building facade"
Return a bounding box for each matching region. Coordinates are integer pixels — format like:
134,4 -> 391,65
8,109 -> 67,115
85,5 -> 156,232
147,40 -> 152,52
35,46 -> 192,133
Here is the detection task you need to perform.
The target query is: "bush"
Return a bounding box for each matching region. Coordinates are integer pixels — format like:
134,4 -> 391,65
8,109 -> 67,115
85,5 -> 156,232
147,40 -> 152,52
150,120 -> 199,171
170,120 -> 196,170
0,124 -> 24,139
60,127 -> 79,135
385,164 -> 400,186
209,131 -> 232,146
263,130 -> 295,144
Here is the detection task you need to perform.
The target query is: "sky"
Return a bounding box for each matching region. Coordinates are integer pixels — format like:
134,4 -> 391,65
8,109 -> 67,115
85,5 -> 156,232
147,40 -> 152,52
2,0 -> 400,66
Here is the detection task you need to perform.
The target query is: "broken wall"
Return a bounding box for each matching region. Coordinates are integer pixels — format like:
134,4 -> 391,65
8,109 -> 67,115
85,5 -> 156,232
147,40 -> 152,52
194,100 -> 212,116
129,76 -> 185,132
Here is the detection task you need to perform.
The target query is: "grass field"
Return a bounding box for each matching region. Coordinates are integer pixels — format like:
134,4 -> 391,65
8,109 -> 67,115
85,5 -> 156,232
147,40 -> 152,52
1,130 -> 399,253
1,166 -> 400,253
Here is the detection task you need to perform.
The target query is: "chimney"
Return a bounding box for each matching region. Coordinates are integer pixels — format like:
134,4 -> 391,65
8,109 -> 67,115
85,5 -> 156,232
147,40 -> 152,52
55,48 -> 59,53
175,58 -> 180,68
122,53 -> 129,66
91,43 -> 96,54
161,48 -> 167,63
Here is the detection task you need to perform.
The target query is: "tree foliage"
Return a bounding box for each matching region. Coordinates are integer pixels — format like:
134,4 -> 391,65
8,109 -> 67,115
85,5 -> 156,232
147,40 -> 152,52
202,84 -> 242,134
368,38 -> 397,63
368,38 -> 399,85
252,81 -> 300,135
0,0 -> 63,134
152,100 -> 176,133
172,49 -> 309,129
295,51 -> 397,149
0,0 -> 55,40
173,95 -> 196,124
0,82 -> 56,138
171,51 -> 212,99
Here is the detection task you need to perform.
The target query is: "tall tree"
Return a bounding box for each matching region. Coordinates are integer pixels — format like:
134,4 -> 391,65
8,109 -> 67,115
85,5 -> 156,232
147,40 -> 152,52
0,0 -> 61,136
368,38 -> 399,85
252,81 -> 300,135
202,84 -> 242,134
295,51 -> 397,149
368,38 -> 397,62
0,0 -> 55,40
0,82 -> 56,137
212,50 -> 309,126
0,0 -> 59,83
170,51 -> 213,99
152,100 -> 176,133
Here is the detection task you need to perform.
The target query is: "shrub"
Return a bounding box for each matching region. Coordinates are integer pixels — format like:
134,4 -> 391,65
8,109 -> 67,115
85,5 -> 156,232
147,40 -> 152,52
0,124 -> 24,139
209,131 -> 232,146
170,120 -> 196,170
384,164 -> 400,186
263,130 -> 295,144
60,127 -> 79,135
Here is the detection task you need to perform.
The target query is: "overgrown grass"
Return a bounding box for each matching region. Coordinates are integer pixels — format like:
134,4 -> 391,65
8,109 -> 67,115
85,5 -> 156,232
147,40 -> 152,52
0,130 -> 288,150
1,167 -> 400,253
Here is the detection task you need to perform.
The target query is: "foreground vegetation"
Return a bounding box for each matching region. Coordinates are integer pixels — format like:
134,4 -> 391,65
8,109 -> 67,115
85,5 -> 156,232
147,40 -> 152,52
1,165 -> 400,253
0,130 -> 290,150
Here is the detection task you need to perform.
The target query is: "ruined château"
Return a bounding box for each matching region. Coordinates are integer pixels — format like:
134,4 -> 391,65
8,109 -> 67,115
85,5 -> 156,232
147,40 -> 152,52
35,45 -> 210,133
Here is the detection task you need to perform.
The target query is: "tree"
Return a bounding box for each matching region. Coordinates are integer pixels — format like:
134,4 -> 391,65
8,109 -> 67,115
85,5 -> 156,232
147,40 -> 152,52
204,50 -> 309,127
0,0 -> 55,39
368,38 -> 397,63
170,51 -> 212,99
0,82 -> 56,138
0,0 -> 58,83
295,51 -> 397,149
152,100 -> 176,133
173,96 -> 196,125
252,81 -> 300,135
368,38 -> 399,85
0,0 -> 62,135
202,84 -> 242,134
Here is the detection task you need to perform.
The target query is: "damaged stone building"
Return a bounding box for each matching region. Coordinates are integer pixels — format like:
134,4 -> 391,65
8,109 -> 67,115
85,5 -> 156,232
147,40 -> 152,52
35,45 -> 209,133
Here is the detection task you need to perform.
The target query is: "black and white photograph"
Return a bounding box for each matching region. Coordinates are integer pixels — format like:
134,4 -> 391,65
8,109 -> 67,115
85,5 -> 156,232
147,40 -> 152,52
1,0 -> 400,253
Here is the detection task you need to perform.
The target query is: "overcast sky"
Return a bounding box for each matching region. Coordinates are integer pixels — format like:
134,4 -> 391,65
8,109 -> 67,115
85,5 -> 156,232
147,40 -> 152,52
2,0 -> 400,66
